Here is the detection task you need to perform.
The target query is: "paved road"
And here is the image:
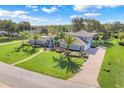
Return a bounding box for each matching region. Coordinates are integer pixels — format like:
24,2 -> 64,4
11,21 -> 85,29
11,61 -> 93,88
0,62 -> 95,88
69,47 -> 106,87
0,41 -> 21,46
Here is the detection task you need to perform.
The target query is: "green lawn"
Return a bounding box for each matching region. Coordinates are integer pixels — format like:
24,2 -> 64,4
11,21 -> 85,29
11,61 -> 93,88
98,39 -> 124,87
0,36 -> 22,43
16,51 -> 84,79
0,43 -> 37,64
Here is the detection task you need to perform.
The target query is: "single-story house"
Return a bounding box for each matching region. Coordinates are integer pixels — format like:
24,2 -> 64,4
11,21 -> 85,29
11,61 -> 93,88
0,31 -> 8,36
29,36 -> 53,48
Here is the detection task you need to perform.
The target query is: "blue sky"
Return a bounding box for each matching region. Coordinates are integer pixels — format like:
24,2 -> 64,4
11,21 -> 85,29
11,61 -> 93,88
0,5 -> 124,25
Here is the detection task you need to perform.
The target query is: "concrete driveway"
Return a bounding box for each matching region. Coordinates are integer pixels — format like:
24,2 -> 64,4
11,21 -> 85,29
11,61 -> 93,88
69,47 -> 106,87
0,62 -> 94,88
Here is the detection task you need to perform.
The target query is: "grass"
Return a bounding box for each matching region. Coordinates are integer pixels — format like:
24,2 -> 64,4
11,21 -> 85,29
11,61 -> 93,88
0,43 -> 39,64
16,51 -> 84,79
0,36 -> 22,43
98,39 -> 124,88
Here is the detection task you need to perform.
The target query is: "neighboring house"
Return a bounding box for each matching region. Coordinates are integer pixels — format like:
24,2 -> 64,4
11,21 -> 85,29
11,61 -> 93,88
0,31 -> 8,36
61,30 -> 95,51
29,36 -> 53,48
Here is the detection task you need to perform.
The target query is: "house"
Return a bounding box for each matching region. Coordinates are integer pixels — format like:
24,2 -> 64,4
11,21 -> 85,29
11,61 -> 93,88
29,36 -> 53,48
60,30 -> 95,51
29,30 -> 95,51
0,31 -> 8,36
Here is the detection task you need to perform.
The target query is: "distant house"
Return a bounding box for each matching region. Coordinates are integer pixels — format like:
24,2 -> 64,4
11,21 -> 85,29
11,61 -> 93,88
60,30 -> 95,51
0,31 -> 8,36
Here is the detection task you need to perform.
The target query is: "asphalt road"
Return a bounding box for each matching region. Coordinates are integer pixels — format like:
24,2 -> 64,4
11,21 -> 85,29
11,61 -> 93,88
0,62 -> 95,88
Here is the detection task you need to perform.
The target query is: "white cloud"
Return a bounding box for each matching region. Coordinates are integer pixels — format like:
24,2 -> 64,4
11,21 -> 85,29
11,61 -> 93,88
26,5 -> 38,12
19,15 -> 48,22
73,5 -> 88,12
0,9 -> 47,23
0,9 -> 29,17
26,5 -> 38,9
70,15 -> 82,19
41,6 -> 58,13
83,12 -> 102,17
96,5 -> 119,9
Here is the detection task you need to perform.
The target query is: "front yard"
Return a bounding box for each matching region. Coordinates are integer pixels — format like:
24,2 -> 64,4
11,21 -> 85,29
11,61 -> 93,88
98,39 -> 124,87
16,51 -> 84,79
0,43 -> 39,64
0,42 -> 84,79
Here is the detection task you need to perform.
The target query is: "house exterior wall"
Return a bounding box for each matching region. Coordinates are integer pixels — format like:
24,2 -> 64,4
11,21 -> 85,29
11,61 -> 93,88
70,44 -> 82,51
60,43 -> 83,51
84,37 -> 93,50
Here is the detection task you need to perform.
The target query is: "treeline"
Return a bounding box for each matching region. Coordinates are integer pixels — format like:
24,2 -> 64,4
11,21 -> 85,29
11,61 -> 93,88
1,18 -> 124,38
0,19 -> 31,36
37,25 -> 71,35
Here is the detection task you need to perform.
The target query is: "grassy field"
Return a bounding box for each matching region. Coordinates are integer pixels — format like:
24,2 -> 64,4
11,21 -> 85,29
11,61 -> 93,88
0,36 -> 22,43
0,43 -> 38,64
98,39 -> 124,87
16,51 -> 84,79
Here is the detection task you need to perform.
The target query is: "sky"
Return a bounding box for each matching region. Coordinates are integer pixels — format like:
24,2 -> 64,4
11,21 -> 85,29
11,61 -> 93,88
0,5 -> 124,26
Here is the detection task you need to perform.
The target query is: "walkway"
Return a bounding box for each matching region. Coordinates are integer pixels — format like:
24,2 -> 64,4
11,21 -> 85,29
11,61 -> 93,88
12,49 -> 44,66
69,47 -> 106,87
0,41 -> 21,46
0,83 -> 10,88
0,62 -> 94,88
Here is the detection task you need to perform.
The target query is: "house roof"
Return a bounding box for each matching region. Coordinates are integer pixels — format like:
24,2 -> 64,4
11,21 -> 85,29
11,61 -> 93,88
66,30 -> 95,37
73,37 -> 87,46
60,36 -> 87,47
0,31 -> 8,35
39,36 -> 53,42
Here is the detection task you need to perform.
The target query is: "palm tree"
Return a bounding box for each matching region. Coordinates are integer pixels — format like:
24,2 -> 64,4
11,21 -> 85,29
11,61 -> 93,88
19,31 -> 30,44
64,35 -> 75,53
57,31 -> 66,40
64,35 -> 81,74
32,33 -> 39,47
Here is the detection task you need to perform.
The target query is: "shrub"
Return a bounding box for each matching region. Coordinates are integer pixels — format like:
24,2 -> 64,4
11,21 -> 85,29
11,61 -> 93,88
114,34 -> 118,39
119,39 -> 124,46
50,48 -> 56,51
91,41 -> 97,48
119,32 -> 124,40
69,51 -> 81,57
80,51 -> 89,59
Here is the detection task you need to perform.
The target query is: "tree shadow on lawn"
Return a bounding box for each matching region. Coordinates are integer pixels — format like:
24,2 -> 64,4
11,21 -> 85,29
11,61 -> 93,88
52,53 -> 82,74
11,44 -> 38,56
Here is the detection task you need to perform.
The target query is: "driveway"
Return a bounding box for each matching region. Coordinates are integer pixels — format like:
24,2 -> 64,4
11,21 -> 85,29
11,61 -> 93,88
69,47 -> 106,87
0,62 -> 94,88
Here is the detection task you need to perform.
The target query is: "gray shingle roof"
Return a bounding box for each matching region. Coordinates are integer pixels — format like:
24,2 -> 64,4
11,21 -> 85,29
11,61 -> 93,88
73,37 -> 87,46
66,30 -> 95,37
